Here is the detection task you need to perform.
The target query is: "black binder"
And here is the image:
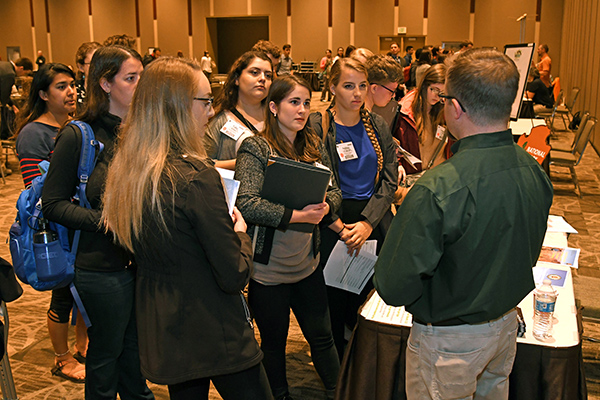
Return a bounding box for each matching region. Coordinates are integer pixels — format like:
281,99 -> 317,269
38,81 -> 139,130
261,157 -> 332,232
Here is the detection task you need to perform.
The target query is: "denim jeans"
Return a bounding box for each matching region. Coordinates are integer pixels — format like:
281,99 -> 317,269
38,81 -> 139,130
74,267 -> 154,400
406,309 -> 518,400
248,266 -> 340,398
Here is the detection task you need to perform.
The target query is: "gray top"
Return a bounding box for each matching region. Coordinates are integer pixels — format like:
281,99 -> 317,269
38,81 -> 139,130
253,228 -> 317,285
204,110 -> 261,161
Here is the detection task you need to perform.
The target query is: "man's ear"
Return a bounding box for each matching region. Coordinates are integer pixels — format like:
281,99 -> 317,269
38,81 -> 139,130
449,98 -> 464,120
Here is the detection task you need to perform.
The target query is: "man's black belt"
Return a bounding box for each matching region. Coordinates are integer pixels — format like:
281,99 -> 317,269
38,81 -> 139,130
413,317 -> 466,326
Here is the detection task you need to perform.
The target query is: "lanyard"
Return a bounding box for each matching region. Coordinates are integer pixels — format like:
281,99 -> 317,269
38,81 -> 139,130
230,108 -> 259,134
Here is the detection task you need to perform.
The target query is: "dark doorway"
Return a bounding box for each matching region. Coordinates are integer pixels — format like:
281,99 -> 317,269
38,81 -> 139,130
207,16 -> 269,75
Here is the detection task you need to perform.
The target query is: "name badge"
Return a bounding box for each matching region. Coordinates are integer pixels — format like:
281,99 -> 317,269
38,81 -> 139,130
336,142 -> 358,162
221,119 -> 249,141
435,125 -> 446,141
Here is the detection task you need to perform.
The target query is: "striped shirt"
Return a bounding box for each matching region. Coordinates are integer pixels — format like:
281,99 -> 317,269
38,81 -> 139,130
15,121 -> 58,187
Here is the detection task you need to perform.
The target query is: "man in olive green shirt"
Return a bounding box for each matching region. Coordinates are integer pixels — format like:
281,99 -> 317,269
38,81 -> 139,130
373,49 -> 553,399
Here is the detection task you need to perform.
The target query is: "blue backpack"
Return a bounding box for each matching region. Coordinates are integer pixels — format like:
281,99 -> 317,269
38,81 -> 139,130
8,121 -> 103,326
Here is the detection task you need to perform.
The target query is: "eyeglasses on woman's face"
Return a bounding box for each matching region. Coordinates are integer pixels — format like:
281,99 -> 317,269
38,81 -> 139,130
193,96 -> 214,108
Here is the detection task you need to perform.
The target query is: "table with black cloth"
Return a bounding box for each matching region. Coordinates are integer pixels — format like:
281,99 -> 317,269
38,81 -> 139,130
296,72 -> 321,91
334,232 -> 586,400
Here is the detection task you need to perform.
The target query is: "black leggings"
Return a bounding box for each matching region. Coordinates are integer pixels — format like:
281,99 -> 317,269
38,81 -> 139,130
167,363 -> 273,400
48,285 -> 73,323
248,267 -> 340,399
320,198 -> 389,360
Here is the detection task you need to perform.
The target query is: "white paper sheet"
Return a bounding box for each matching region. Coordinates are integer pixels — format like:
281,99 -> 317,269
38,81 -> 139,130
216,167 -> 240,215
324,240 -> 377,294
547,215 -> 578,234
360,291 -> 413,327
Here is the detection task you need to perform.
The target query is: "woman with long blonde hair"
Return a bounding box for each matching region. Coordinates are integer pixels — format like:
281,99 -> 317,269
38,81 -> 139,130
103,57 -> 272,400
307,57 -> 398,360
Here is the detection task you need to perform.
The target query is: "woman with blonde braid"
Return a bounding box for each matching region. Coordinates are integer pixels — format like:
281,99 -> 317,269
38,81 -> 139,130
308,58 -> 398,360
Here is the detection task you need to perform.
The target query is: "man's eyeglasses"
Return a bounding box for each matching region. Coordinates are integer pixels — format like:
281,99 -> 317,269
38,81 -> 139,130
377,83 -> 396,95
438,94 -> 467,113
194,97 -> 214,107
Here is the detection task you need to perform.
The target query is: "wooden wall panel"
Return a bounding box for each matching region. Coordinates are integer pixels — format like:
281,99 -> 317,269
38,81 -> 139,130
397,0 -> 425,36
428,0 -> 470,46
93,0 -> 137,48
355,0 -> 395,51
292,0 -> 329,63
47,0 -> 88,65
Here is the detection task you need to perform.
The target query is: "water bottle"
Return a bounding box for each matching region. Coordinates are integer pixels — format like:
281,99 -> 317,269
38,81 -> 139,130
532,279 -> 558,341
33,219 -> 68,281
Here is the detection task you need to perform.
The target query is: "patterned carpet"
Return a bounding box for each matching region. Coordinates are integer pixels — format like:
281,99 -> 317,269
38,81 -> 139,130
0,97 -> 599,398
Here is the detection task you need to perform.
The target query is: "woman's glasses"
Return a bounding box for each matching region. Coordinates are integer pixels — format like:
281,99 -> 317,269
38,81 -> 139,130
193,97 -> 214,107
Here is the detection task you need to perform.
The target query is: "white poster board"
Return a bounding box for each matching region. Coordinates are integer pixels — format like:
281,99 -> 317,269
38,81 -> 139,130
504,43 -> 535,121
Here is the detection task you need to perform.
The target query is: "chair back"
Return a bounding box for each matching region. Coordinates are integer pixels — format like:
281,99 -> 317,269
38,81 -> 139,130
573,117 -> 596,165
553,90 -> 564,109
566,87 -> 580,111
569,112 -> 590,152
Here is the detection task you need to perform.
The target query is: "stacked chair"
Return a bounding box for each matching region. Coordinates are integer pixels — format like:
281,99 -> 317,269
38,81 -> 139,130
550,115 -> 597,197
554,87 -> 581,127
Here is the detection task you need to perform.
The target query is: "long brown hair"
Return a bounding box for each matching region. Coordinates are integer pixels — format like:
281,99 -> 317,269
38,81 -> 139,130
411,63 -> 446,143
102,57 -> 208,252
78,45 -> 142,123
258,75 -> 321,163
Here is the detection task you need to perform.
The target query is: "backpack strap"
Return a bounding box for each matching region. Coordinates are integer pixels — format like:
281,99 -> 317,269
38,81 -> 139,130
64,120 -> 104,329
70,121 -> 104,210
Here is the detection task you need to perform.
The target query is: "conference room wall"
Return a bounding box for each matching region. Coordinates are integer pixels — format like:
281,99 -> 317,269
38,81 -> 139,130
1,0 -> 564,68
560,0 -> 600,151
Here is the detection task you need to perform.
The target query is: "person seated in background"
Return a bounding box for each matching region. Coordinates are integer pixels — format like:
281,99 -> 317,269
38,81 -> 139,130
526,66 -> 554,115
1,57 -> 34,142
14,63 -> 88,383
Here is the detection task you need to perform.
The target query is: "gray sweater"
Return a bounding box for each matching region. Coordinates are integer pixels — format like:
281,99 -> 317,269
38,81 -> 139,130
234,135 -> 342,265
